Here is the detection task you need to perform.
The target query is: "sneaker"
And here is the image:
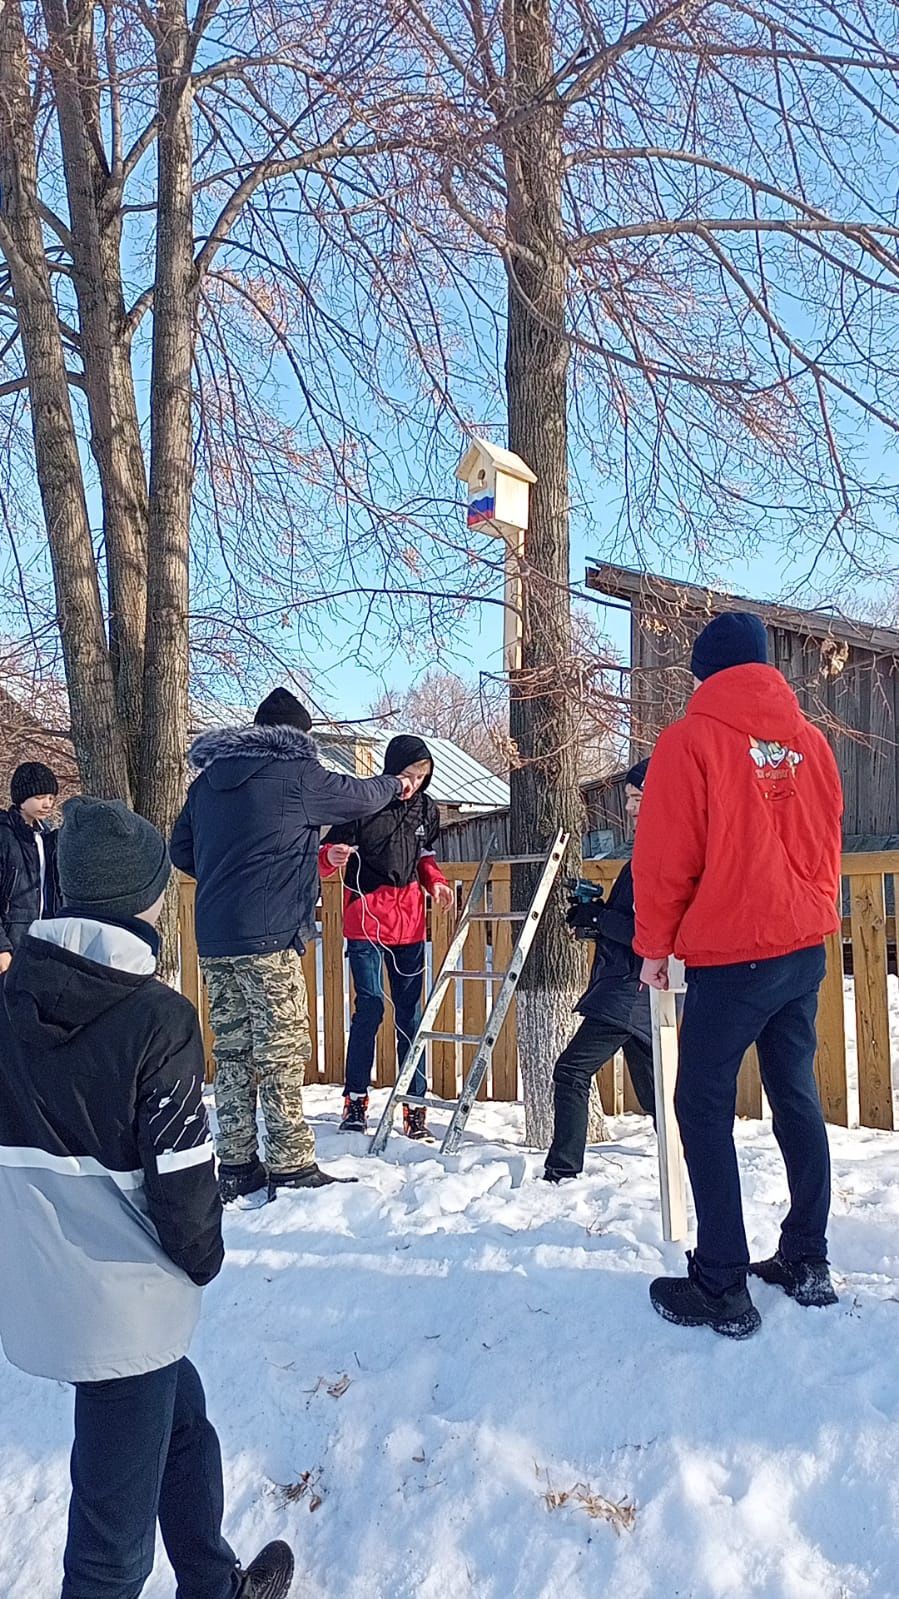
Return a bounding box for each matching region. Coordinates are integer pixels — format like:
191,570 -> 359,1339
218,1159 -> 267,1206
268,1164 -> 359,1200
650,1256 -> 762,1339
238,1539 -> 295,1598
403,1104 -> 429,1141
749,1250 -> 838,1308
340,1094 -> 368,1134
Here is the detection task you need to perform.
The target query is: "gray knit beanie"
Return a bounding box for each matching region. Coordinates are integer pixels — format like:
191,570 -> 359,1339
58,797 -> 171,918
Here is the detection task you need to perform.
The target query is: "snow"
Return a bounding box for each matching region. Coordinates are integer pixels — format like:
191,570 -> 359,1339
4,1092 -> 899,1598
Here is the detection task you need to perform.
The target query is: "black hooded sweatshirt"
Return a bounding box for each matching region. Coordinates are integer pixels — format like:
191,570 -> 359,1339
319,735 -> 448,945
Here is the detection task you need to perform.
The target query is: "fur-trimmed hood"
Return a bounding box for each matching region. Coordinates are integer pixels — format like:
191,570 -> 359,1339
188,724 -> 320,794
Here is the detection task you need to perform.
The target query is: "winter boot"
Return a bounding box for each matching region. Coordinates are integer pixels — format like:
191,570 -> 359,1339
542,1167 -> 577,1184
650,1256 -> 762,1340
340,1094 -> 369,1134
749,1250 -> 838,1308
268,1164 -> 359,1200
237,1539 -> 295,1598
403,1104 -> 430,1141
218,1158 -> 268,1206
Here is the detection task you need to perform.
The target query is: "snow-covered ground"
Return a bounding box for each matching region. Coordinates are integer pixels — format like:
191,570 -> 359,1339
4,1090 -> 899,1599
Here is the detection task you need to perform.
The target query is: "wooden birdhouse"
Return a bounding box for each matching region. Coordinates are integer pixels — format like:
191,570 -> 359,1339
455,438 -> 537,540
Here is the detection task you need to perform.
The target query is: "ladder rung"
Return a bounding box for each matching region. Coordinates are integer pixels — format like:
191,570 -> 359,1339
469,911 -> 527,921
497,853 -> 555,863
395,1094 -> 443,1108
420,1030 -> 484,1044
448,969 -> 515,982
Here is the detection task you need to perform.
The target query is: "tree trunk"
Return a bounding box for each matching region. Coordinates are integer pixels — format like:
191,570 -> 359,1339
0,0 -> 130,801
140,0 -> 196,971
41,0 -> 148,795
502,0 -> 598,1147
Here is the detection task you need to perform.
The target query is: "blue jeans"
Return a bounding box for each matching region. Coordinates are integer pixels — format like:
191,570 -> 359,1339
676,945 -> 830,1294
62,1358 -> 239,1599
344,940 -> 425,1099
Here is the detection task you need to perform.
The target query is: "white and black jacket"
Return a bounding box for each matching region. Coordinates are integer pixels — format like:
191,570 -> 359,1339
0,916 -> 223,1383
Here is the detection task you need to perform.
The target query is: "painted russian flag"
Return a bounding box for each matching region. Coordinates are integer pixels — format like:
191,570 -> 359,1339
467,494 -> 495,528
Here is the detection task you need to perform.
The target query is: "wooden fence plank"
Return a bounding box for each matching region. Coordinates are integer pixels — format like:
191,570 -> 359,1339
430,902 -> 456,1099
377,959 -> 398,1086
850,874 -> 893,1130
302,941 -> 319,1080
463,910 -> 488,1098
321,877 -> 346,1084
736,1046 -> 763,1118
491,869 -> 519,1101
815,930 -> 848,1126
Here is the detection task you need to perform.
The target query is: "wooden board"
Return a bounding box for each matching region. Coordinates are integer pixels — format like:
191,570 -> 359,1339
462,913 -> 488,1099
815,930 -> 848,1126
429,904 -> 457,1100
736,1046 -> 763,1119
850,873 -> 893,1130
320,877 -> 346,1084
302,940 -> 319,1080
376,965 -> 397,1086
650,986 -> 689,1242
491,870 -> 519,1102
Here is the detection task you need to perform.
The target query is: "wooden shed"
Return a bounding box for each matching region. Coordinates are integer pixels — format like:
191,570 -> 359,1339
586,563 -> 899,842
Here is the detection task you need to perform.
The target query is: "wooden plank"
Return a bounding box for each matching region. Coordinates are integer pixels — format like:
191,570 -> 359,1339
598,1054 -> 623,1116
850,873 -> 893,1130
177,875 -> 200,1012
735,1045 -> 763,1119
377,963 -> 397,1087
302,937 -> 319,1081
491,869 -> 518,1101
429,900 -> 457,1100
320,876 -> 346,1085
814,929 -> 848,1126
463,911 -> 488,1099
650,981 -> 689,1242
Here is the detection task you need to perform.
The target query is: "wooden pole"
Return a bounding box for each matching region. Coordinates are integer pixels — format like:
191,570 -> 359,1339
650,957 -> 689,1242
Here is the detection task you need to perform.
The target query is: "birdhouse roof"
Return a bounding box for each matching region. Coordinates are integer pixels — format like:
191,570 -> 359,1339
455,437 -> 537,484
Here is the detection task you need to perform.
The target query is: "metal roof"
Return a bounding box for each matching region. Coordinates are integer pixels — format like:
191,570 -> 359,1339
316,730 -> 509,812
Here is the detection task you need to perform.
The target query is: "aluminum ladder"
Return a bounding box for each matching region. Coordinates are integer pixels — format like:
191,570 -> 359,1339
368,828 -> 569,1157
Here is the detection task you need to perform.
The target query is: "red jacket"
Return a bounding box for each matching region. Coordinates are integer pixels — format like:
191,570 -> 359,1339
318,846 -> 447,945
632,664 -> 843,967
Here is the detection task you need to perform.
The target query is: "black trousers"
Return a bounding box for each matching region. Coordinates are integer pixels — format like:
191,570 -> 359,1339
676,945 -> 830,1294
62,1358 -> 240,1599
545,1016 -> 655,1178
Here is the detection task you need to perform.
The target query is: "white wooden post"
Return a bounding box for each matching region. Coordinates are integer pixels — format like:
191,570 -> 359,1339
650,957 -> 689,1242
502,528 -> 524,676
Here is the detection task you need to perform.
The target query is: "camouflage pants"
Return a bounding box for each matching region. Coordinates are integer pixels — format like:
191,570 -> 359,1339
201,948 -> 315,1174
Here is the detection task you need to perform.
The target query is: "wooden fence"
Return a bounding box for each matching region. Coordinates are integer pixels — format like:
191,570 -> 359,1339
177,851 -> 899,1131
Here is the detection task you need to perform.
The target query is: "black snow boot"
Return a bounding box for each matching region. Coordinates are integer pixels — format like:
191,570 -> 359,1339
650,1256 -> 762,1340
340,1094 -> 369,1134
542,1168 -> 577,1184
403,1104 -> 430,1141
268,1164 -> 359,1200
749,1250 -> 838,1308
237,1539 -> 295,1598
218,1158 -> 267,1206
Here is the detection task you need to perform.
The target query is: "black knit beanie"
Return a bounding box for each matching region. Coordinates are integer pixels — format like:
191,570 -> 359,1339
254,688 -> 313,732
11,761 -> 59,808
58,797 -> 171,919
625,757 -> 650,790
383,735 -> 433,784
691,612 -> 768,682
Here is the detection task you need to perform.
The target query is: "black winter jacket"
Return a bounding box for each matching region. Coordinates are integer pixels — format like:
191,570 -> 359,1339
170,725 -> 401,958
576,855 -> 651,1043
0,915 -> 222,1382
0,807 -> 60,955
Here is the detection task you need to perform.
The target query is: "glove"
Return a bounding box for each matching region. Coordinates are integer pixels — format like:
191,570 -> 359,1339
566,898 -> 606,935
